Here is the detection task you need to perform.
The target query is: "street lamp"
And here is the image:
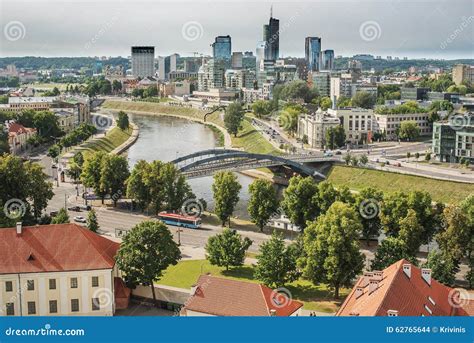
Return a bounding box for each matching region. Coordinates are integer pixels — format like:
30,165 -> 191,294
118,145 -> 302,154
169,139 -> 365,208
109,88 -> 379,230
176,228 -> 183,246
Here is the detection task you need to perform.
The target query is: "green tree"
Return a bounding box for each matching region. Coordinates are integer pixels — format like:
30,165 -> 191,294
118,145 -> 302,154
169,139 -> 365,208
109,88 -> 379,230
47,145 -> 61,160
73,151 -> 84,167
398,209 -> 424,256
398,121 -> 420,141
351,91 -> 376,109
319,97 -> 332,111
252,100 -> 271,118
325,126 -> 346,149
224,102 -> 245,137
99,155 -> 130,207
33,111 -> 62,138
86,209 -> 99,233
460,195 -> 474,288
425,153 -> 431,162
159,163 -> 193,211
51,208 -> 70,224
302,202 -> 364,298
254,231 -> 301,287
66,161 -> 82,184
424,250 -> 456,286
280,175 -> 320,230
212,171 -> 241,226
81,151 -> 108,203
247,179 -> 279,232
117,111 -> 130,130
126,160 -> 152,212
337,96 -> 351,108
343,153 -> 352,165
26,163 -> 54,220
205,228 -> 252,271
371,237 -> 416,270
359,154 -> 369,166
355,187 -> 384,244
116,220 -> 181,305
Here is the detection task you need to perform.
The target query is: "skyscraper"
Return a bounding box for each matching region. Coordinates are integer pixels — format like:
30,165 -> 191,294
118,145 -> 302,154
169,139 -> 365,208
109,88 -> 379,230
131,46 -> 155,78
263,9 -> 279,61
305,37 -> 321,72
212,35 -> 232,60
322,49 -> 335,70
158,54 -> 179,81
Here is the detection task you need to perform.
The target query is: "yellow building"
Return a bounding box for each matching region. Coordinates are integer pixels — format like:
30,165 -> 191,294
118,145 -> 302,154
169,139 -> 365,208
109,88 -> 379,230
0,223 -> 125,316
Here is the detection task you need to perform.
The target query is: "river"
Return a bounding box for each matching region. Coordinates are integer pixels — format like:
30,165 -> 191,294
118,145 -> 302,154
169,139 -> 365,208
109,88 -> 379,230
126,113 -> 254,218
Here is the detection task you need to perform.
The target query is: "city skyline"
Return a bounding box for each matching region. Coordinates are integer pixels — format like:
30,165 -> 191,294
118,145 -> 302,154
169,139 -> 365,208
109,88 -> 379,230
1,0 -> 473,59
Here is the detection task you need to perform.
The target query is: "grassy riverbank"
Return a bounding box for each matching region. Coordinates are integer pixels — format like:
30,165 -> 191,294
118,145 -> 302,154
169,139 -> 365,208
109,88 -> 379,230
327,165 -> 474,203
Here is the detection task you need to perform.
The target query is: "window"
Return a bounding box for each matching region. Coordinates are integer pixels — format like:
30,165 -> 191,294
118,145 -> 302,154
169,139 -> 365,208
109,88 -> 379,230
6,303 -> 14,316
70,278 -> 78,289
49,279 -> 56,290
27,301 -> 36,315
71,299 -> 79,312
49,300 -> 58,314
5,281 -> 13,292
27,280 -> 34,291
91,276 -> 99,288
91,298 -> 100,311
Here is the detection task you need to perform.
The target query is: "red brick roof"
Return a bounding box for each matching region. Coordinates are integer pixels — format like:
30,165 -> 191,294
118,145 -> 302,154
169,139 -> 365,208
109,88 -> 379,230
0,224 -> 119,274
8,122 -> 36,135
183,275 -> 303,316
337,259 -> 468,316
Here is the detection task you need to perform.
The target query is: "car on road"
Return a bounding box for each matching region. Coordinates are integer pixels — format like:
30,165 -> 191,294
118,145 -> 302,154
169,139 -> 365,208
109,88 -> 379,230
78,205 -> 91,211
74,216 -> 87,223
324,151 -> 333,157
68,206 -> 81,212
335,150 -> 342,155
49,211 -> 58,217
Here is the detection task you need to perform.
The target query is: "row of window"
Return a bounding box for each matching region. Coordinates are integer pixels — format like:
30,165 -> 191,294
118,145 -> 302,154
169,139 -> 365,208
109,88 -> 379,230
4,277 -> 100,292
6,298 -> 102,316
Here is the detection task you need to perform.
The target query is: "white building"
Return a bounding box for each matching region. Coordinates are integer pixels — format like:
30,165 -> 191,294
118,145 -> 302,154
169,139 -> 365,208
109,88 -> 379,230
328,107 -> 375,145
374,112 -> 431,139
297,109 -> 341,148
131,46 -> 155,78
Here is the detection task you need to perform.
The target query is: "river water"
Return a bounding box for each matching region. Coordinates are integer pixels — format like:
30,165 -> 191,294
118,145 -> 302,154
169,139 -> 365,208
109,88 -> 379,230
127,113 -> 254,218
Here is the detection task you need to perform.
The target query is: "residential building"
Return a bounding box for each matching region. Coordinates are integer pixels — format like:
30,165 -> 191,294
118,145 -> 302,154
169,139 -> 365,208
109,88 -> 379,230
321,49 -> 335,70
181,275 -> 303,316
452,64 -> 474,85
242,86 -> 271,103
374,111 -> 431,139
401,87 -> 430,101
6,122 -> 37,155
242,52 -> 257,71
330,74 -> 354,99
197,59 -> 226,91
168,71 -> 197,82
263,15 -> 279,61
268,214 -> 300,231
131,46 -> 155,78
0,223 -> 127,316
328,107 -> 374,145
305,37 -> 322,72
255,41 -> 266,72
52,109 -> 76,133
310,71 -> 332,97
337,259 -> 472,316
297,110 -> 341,148
103,65 -> 125,81
159,80 -> 191,97
212,36 -> 232,60
231,52 -> 243,69
432,113 -> 474,162
225,69 -> 255,90
7,96 -> 56,111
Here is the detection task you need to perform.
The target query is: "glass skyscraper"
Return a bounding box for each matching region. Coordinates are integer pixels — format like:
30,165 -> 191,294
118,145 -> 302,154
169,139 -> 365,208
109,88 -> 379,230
305,37 -> 321,72
263,16 -> 279,61
212,35 -> 232,60
322,49 -> 335,70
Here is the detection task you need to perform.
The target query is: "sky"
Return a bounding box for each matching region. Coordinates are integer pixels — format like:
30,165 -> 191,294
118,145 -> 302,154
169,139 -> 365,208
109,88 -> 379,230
0,0 -> 473,59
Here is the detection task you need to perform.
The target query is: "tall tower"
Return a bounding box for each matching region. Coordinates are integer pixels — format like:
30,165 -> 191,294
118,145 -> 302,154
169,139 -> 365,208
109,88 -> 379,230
305,37 -> 321,72
263,8 -> 279,61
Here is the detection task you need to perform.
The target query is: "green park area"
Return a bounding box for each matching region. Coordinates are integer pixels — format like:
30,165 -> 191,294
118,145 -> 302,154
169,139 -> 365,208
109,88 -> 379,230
328,165 -> 474,204
72,126 -> 132,160
155,259 -> 348,313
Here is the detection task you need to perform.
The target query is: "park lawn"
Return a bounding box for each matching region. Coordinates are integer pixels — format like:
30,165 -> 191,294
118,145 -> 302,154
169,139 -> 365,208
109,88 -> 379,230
327,165 -> 474,204
75,126 -> 132,159
26,82 -> 84,91
155,259 -> 347,313
231,117 -> 281,155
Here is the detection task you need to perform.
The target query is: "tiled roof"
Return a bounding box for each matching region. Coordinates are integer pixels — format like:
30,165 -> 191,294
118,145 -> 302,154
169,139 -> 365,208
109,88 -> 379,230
8,122 -> 36,135
337,259 -> 468,316
183,275 -> 303,316
0,223 -> 119,274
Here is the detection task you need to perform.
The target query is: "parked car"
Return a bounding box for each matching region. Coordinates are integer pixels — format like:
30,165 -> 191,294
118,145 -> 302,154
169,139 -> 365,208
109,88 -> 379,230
68,206 -> 81,212
335,150 -> 342,155
324,151 -> 333,157
74,216 -> 87,223
78,205 -> 91,211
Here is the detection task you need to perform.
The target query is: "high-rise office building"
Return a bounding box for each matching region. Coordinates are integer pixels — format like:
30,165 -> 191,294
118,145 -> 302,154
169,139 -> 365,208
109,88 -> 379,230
263,10 -> 279,61
305,37 -> 321,72
158,54 -> 179,80
256,41 -> 266,70
197,58 -> 226,91
212,35 -> 232,60
231,52 -> 243,69
322,50 -> 335,70
131,46 -> 155,78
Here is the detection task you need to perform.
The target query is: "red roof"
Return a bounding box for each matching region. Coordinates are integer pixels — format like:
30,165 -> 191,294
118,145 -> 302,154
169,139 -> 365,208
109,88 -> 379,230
0,224 -> 120,274
183,275 -> 303,316
8,122 -> 36,135
337,259 -> 468,316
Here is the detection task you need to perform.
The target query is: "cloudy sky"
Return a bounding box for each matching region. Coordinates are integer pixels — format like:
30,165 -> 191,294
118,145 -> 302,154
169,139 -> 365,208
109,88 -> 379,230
0,0 -> 473,59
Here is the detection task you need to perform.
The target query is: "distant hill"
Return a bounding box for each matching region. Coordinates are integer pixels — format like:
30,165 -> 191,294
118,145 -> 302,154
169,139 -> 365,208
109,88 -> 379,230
333,57 -> 474,71
0,57 -> 129,70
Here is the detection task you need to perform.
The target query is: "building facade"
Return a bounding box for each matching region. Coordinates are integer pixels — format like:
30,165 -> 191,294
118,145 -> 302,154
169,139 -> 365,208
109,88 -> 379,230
305,37 -> 322,72
452,64 -> 474,85
432,114 -> 474,162
263,16 -> 279,61
328,107 -> 375,145
297,110 -> 341,148
374,112 -> 431,139
131,46 -> 155,78
212,36 -> 232,60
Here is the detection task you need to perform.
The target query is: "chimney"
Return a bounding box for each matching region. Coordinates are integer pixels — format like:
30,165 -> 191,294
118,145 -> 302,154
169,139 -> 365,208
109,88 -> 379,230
421,268 -> 432,285
402,264 -> 411,278
387,310 -> 398,317
270,309 -> 277,316
372,271 -> 383,281
355,287 -> 364,298
190,285 -> 199,296
16,222 -> 22,235
369,279 -> 379,294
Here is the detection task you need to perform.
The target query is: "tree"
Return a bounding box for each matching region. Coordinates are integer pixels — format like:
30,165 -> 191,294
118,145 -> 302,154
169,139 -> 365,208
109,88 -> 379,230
398,121 -> 420,141
51,208 -> 70,224
81,151 -> 108,203
159,163 -> 193,211
205,228 -> 252,271
351,91 -> 376,109
252,100 -> 271,118
343,153 -> 352,165
355,187 -> 384,244
48,145 -> 60,160
126,160 -> 152,211
117,111 -> 129,130
371,237 -> 416,270
224,102 -> 245,137
116,221 -> 181,305
99,155 -> 130,206
337,96 -> 351,108
425,153 -> 431,162
33,111 -> 62,138
73,151 -> 84,167
247,179 -> 279,232
112,80 -> 122,93
86,209 -> 99,233
67,161 -> 82,184
398,209 -> 424,256
26,163 -> 54,220
302,202 -> 364,298
359,154 -> 368,166
319,97 -> 332,111
212,171 -> 241,226
406,152 -> 411,161
424,250 -> 456,286
325,126 -> 345,149
350,155 -> 359,166
460,195 -> 474,288
278,108 -> 299,136
280,175 -> 320,230
254,231 -> 300,287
